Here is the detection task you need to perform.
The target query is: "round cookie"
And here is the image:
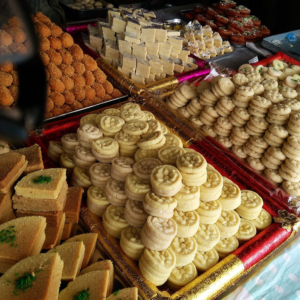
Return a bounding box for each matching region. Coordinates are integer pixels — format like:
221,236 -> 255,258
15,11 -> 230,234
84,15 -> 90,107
133,158 -> 162,179
214,236 -> 239,258
194,223 -> 221,252
264,168 -> 283,184
233,73 -> 248,86
215,210 -> 240,238
169,237 -> 197,267
235,190 -> 263,220
196,200 -> 222,224
282,181 -> 300,196
215,136 -> 232,148
252,208 -> 272,231
234,219 -> 257,243
120,226 -> 145,261
151,165 -> 182,197
193,248 -> 219,272
280,86 -> 298,99
232,145 -> 248,159
173,210 -> 200,237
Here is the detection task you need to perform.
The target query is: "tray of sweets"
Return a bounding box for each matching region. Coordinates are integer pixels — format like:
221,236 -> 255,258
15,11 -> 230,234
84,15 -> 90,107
262,30 -> 300,62
26,96 -> 299,300
163,51 -> 300,215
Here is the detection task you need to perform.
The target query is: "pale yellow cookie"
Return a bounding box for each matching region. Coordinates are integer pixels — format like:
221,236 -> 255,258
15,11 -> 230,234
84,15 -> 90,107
71,166 -> 92,189
143,192 -> 177,218
124,199 -> 148,228
214,236 -> 239,257
102,108 -> 121,117
163,133 -> 184,148
102,205 -> 129,238
151,165 -> 183,197
133,158 -> 162,179
137,131 -> 166,150
125,174 -> 151,201
120,226 -> 145,261
172,210 -> 200,237
139,248 -> 175,286
234,219 -> 256,243
80,114 -> 97,127
158,146 -> 185,165
193,248 -> 219,272
105,178 -> 128,206
100,116 -> 125,136
252,208 -> 272,230
235,190 -> 263,220
196,200 -> 222,224
215,210 -> 240,238
167,263 -> 198,291
194,223 -> 220,251
141,216 -> 178,250
134,149 -> 158,161
123,120 -> 149,136
170,237 -> 198,267
217,178 -> 241,211
200,166 -> 223,202
89,163 -> 111,187
87,185 -> 109,217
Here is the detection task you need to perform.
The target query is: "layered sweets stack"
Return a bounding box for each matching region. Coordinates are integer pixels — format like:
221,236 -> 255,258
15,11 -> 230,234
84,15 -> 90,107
0,227 -> 138,300
13,169 -> 67,249
45,104 -> 272,289
0,151 -> 29,225
87,7 -> 198,85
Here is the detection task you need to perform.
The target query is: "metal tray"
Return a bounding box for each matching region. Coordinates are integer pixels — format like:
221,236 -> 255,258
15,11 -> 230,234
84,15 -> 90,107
205,46 -> 262,70
44,95 -> 128,124
59,1 -> 108,20
262,30 -> 300,62
60,1 -> 151,21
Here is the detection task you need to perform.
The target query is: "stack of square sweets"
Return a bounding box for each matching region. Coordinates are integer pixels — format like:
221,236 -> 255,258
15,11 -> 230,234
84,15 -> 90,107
12,168 -> 82,249
0,152 -> 29,225
87,7 -> 198,85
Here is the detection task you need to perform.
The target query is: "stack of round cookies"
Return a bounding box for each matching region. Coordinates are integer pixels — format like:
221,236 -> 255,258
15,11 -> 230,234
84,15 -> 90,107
166,60 -> 300,196
47,103 -> 272,289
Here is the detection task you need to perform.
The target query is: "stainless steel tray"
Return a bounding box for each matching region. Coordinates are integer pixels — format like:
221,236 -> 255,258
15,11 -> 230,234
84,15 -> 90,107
43,95 -> 128,124
262,30 -> 300,62
59,1 -> 109,20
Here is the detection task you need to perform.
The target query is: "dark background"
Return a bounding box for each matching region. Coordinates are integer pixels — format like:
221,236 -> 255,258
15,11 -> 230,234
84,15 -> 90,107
151,0 -> 300,35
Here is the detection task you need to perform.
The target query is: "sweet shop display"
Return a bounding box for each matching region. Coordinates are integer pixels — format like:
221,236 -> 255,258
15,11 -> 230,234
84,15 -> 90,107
67,0 -> 114,10
20,99 -> 290,297
2,2 -> 300,300
87,7 -> 200,85
185,1 -> 270,45
166,56 -> 300,198
0,13 -> 123,118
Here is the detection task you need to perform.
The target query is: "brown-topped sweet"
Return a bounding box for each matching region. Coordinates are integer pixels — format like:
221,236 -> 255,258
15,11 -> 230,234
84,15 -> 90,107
0,152 -> 27,194
0,216 -> 46,273
0,253 -> 63,300
15,144 -> 44,175
230,33 -> 246,45
193,4 -> 206,14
